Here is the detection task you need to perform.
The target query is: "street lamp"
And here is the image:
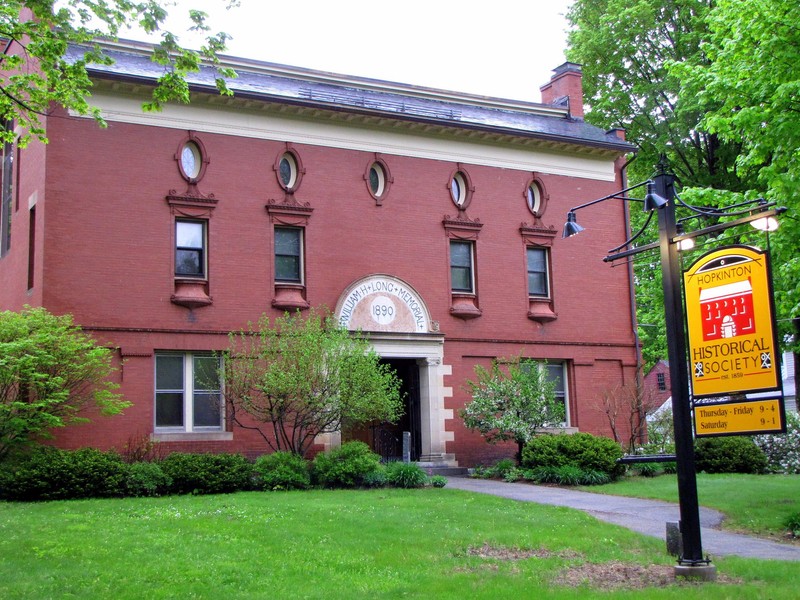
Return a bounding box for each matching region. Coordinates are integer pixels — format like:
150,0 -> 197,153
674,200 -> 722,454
563,159 -> 785,581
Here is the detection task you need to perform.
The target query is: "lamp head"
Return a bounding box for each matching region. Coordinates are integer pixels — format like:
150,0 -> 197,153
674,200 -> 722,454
644,180 -> 668,211
562,211 -> 585,238
750,199 -> 780,231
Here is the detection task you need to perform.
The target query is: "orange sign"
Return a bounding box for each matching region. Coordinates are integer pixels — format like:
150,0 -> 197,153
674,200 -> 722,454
694,398 -> 785,437
683,246 -> 780,398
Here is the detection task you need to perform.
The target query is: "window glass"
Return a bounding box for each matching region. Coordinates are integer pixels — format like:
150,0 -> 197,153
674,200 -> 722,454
450,172 -> 466,207
527,182 -> 542,215
450,240 -> 473,292
180,142 -> 202,180
527,247 -> 549,297
278,152 -> 298,189
1,121 -> 14,257
369,163 -> 385,196
155,353 -> 222,432
175,220 -> 205,277
275,227 -> 302,282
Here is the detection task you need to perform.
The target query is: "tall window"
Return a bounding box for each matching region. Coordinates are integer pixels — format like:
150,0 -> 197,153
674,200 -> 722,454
524,360 -> 569,426
527,247 -> 550,297
450,240 -> 474,293
155,353 -> 222,432
0,121 -> 14,257
657,372 -> 667,391
275,226 -> 302,283
175,220 -> 206,277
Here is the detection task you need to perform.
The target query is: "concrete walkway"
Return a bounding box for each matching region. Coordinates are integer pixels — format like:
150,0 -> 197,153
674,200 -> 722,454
446,476 -> 800,562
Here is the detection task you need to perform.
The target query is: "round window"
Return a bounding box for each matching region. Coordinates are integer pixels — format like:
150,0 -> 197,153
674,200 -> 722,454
278,152 -> 298,189
180,142 -> 202,180
450,171 -> 468,207
369,163 -> 385,197
527,182 -> 542,215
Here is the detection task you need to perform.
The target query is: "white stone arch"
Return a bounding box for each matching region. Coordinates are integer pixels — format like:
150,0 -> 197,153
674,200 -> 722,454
325,274 -> 455,467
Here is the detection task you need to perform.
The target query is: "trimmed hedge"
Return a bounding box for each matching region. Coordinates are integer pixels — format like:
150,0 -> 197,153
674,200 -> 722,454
0,447 -> 128,501
311,441 -> 382,488
521,432 -> 625,479
694,436 -> 767,474
253,451 -> 311,491
160,452 -> 253,495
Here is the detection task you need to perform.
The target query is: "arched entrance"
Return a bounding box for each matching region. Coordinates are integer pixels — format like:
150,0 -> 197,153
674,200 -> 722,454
330,274 -> 456,468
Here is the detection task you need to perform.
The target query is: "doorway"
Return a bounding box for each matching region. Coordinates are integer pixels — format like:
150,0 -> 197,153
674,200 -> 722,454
347,358 -> 421,462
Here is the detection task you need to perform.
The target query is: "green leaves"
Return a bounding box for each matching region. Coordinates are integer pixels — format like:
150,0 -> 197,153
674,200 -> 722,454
0,306 -> 127,461
461,357 -> 565,460
1,1 -> 238,146
224,309 -> 403,457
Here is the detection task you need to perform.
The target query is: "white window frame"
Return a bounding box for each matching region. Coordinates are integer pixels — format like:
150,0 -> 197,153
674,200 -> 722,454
527,246 -> 551,298
154,352 -> 223,433
450,239 -> 475,294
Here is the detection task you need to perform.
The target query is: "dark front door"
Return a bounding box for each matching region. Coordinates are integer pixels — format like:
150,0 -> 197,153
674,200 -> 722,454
365,358 -> 421,462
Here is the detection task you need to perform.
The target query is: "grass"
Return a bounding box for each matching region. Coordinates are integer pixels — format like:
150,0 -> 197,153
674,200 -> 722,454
583,473 -> 800,538
1,488 -> 799,599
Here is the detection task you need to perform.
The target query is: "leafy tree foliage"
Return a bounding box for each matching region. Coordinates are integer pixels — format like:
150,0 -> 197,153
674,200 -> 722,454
461,357 -> 565,462
566,0 -> 798,365
223,310 -> 404,458
0,306 -> 127,461
1,1 -> 239,146
676,0 -> 800,343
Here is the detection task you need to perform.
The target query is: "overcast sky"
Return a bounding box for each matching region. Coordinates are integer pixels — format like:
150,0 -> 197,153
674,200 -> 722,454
134,0 -> 575,103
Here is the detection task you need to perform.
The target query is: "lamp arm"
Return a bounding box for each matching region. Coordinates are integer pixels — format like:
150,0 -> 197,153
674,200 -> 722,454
567,180 -> 649,213
608,209 -> 655,254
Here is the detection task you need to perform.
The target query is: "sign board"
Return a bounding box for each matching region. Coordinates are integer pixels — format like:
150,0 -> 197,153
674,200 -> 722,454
683,246 -> 781,398
694,397 -> 785,436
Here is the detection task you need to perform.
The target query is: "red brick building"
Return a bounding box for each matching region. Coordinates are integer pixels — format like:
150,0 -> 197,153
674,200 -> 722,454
0,41 -> 640,467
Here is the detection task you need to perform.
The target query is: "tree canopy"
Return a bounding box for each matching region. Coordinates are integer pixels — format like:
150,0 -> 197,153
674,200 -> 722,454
0,306 -> 128,461
1,1 -> 239,145
461,357 -> 565,462
566,0 -> 800,365
223,310 -> 404,457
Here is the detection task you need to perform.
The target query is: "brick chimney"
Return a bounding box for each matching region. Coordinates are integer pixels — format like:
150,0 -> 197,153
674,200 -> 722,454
540,62 -> 584,119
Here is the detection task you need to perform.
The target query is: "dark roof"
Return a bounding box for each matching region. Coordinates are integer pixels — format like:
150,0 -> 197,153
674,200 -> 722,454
73,41 -> 635,153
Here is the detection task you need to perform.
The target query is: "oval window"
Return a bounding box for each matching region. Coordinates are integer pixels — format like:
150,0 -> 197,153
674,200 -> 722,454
527,182 -> 542,215
180,142 -> 202,180
278,152 -> 298,189
369,162 -> 385,197
450,171 -> 468,207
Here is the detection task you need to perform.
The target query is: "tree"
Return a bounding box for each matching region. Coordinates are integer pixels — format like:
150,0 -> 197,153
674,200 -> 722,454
222,310 -> 404,458
675,0 -> 800,346
0,306 -> 128,461
461,357 -> 565,463
594,381 -> 662,453
1,1 -> 239,146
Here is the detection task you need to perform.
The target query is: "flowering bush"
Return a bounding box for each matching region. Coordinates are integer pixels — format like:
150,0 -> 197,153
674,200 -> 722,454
754,411 -> 800,474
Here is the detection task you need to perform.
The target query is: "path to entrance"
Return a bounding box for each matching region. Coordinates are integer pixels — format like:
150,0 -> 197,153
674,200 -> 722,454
446,476 -> 800,561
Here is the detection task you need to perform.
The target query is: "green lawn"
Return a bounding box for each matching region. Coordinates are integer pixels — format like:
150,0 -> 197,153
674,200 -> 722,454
583,473 -> 800,538
1,488 -> 798,599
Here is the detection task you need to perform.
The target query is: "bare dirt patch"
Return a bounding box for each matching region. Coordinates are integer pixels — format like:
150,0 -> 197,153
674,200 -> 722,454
553,561 -> 742,590
466,542 -> 580,561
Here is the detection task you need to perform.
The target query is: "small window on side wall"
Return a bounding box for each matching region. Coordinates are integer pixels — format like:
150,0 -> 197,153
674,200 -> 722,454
175,220 -> 206,278
275,149 -> 304,193
527,247 -> 550,298
450,240 -> 474,293
365,157 -> 392,204
175,133 -> 209,184
449,169 -> 473,209
274,226 -> 303,283
525,176 -> 548,218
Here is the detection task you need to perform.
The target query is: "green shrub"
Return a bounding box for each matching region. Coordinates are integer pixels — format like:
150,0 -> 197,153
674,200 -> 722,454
429,475 -> 447,488
552,465 -> 584,486
502,467 -> 523,482
161,453 -> 253,495
253,451 -> 311,491
385,461 -> 428,488
784,511 -> 800,536
126,461 -> 172,497
311,441 -> 382,488
362,467 -> 388,488
0,447 -> 128,500
635,462 -> 660,477
492,458 -> 517,476
578,469 -> 611,486
694,436 -> 767,474
522,432 -> 624,479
